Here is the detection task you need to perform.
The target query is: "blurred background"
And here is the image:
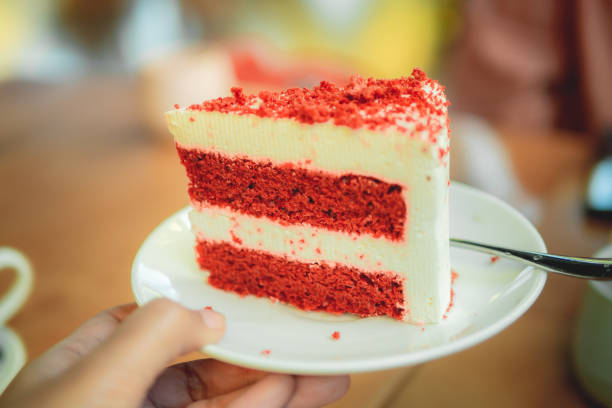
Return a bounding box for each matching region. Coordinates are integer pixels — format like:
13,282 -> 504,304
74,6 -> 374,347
1,0 -> 611,406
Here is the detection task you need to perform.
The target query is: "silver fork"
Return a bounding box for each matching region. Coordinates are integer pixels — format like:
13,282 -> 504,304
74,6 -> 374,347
450,238 -> 612,280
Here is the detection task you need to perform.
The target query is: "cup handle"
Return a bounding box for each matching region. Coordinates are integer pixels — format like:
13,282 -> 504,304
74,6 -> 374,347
0,248 -> 33,325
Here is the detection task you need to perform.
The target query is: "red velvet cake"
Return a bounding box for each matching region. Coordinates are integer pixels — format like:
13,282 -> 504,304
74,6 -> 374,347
166,68 -> 451,323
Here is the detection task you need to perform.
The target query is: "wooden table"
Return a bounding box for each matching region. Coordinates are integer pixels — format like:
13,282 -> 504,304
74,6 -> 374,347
1,76 -> 610,407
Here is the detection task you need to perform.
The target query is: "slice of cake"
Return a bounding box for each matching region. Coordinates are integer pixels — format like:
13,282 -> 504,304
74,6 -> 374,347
166,68 -> 450,323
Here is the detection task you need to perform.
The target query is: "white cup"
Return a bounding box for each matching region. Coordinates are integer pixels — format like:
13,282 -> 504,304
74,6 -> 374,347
0,248 -> 33,326
0,247 -> 32,393
572,245 -> 612,406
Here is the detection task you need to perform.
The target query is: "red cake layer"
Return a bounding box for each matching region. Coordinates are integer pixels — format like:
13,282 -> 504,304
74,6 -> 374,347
178,147 -> 406,240
186,68 -> 448,135
196,240 -> 406,320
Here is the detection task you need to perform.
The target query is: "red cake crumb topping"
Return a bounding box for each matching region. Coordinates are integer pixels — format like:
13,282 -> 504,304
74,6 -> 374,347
204,305 -> 213,311
186,69 -> 448,137
446,289 -> 455,314
490,255 -> 500,264
261,349 -> 271,356
196,240 -> 406,320
444,270 -> 459,319
178,147 -> 407,240
331,331 -> 341,340
229,230 -> 242,245
174,104 -> 180,109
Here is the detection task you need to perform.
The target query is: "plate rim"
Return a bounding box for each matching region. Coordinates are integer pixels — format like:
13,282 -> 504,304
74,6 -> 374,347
131,182 -> 547,374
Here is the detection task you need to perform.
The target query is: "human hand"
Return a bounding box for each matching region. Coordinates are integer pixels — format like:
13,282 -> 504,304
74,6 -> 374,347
0,299 -> 349,407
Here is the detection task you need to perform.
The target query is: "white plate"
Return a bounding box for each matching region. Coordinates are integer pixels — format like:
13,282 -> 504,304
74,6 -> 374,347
132,183 -> 546,374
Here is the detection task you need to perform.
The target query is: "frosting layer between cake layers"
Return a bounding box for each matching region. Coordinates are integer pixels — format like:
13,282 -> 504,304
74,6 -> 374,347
167,107 -> 450,323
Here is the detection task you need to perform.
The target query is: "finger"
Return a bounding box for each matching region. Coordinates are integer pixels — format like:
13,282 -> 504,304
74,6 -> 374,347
287,375 -> 351,408
79,298 -> 224,381
147,359 -> 268,407
148,364 -> 349,408
188,374 -> 295,408
3,303 -> 138,396
49,298 -> 225,407
54,303 -> 138,363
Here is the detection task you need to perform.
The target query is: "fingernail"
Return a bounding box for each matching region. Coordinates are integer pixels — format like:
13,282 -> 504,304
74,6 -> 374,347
200,308 -> 225,329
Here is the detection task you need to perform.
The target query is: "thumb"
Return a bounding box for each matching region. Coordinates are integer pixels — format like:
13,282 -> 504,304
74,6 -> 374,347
65,298 -> 225,402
